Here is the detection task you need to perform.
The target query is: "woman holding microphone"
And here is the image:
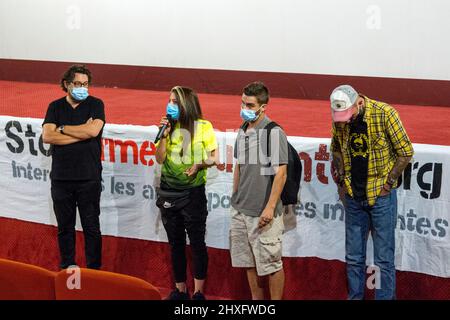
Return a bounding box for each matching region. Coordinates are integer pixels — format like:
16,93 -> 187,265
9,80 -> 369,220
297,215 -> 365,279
155,86 -> 218,300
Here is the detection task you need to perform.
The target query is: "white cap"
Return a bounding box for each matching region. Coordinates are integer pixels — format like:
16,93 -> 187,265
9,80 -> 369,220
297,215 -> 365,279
330,85 -> 358,122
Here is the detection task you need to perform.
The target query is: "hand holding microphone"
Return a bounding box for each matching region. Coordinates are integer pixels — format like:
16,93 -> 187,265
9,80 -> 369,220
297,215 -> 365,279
154,115 -> 172,144
154,103 -> 180,144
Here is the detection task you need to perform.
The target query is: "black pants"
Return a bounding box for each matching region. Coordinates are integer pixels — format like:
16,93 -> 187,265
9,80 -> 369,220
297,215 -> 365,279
51,180 -> 102,269
160,185 -> 209,283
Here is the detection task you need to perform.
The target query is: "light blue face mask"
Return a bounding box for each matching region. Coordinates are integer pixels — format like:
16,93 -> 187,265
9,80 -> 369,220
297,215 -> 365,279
166,103 -> 180,120
240,105 -> 263,122
71,87 -> 89,101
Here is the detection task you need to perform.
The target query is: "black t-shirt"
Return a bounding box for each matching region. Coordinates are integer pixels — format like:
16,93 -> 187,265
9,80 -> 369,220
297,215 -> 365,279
349,113 -> 369,201
43,96 -> 105,181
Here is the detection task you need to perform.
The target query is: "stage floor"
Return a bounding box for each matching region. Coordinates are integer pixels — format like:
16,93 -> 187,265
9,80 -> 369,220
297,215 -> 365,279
1,80 -> 450,145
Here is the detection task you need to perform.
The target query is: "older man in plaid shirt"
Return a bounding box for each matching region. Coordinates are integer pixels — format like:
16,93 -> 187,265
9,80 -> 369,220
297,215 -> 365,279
330,85 -> 414,300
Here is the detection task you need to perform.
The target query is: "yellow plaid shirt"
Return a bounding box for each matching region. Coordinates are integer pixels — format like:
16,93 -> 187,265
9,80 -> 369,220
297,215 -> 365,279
331,96 -> 414,206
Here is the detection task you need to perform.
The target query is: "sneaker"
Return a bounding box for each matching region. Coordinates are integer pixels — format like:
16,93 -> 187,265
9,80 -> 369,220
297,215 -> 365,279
192,291 -> 206,300
166,288 -> 190,300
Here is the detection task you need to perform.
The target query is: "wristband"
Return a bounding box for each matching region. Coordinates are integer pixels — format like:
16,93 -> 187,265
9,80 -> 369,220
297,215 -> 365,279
386,176 -> 396,186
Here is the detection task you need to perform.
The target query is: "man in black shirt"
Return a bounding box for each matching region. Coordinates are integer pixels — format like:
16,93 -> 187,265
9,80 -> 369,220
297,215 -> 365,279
42,65 -> 105,269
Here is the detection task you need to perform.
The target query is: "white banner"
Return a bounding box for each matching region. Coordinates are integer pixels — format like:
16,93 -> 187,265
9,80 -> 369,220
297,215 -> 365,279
1,116 -> 450,277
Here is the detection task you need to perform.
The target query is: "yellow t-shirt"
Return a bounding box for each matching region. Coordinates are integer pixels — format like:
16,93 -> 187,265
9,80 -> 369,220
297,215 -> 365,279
159,119 -> 217,189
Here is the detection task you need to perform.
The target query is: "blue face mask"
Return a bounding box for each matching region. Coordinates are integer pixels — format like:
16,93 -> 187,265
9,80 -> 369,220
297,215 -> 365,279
166,103 -> 180,120
71,87 -> 89,101
240,105 -> 263,122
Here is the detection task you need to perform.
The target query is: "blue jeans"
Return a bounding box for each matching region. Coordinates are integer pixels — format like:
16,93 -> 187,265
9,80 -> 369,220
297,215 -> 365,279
344,190 -> 397,300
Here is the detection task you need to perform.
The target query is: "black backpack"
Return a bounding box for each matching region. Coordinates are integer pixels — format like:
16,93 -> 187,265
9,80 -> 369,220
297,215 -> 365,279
264,121 -> 302,205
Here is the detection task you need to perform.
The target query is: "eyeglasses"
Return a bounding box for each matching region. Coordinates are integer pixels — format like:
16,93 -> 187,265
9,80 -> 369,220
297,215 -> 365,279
71,81 -> 89,88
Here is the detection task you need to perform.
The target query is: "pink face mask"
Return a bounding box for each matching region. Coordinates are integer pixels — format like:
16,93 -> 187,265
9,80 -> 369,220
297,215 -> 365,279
332,106 -> 355,123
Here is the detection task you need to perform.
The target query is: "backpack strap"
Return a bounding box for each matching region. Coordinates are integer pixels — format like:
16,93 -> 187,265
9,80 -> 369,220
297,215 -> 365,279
234,121 -> 250,159
264,121 -> 281,158
235,121 -> 280,160
264,122 -> 283,184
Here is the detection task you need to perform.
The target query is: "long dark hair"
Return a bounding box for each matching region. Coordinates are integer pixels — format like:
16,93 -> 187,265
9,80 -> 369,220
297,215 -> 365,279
171,86 -> 203,147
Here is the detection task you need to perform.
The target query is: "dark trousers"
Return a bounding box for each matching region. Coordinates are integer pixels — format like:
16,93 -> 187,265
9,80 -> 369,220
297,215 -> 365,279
160,185 -> 209,283
51,180 -> 102,269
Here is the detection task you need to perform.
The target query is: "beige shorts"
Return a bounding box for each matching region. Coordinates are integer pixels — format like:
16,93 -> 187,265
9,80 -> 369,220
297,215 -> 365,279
229,207 -> 284,276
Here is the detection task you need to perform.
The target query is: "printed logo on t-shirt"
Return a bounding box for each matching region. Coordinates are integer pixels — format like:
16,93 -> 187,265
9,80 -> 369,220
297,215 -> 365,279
349,133 -> 369,158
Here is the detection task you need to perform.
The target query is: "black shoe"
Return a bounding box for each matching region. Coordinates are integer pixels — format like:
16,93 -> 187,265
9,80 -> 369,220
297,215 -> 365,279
192,291 -> 206,300
166,288 -> 190,300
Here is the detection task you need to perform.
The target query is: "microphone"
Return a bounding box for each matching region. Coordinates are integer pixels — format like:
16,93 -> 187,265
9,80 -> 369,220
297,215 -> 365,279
154,114 -> 172,144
